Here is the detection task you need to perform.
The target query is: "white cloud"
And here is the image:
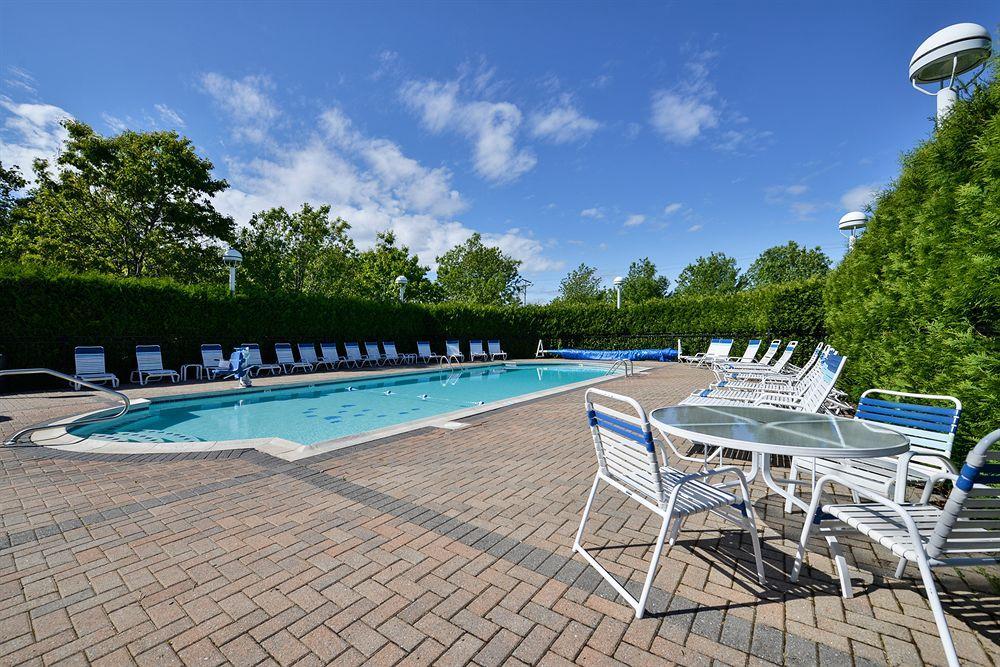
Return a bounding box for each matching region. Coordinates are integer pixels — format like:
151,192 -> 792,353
764,183 -> 808,203
840,183 -> 879,211
154,103 -> 185,127
687,224 -> 703,232
790,202 -> 818,219
101,113 -> 128,133
530,97 -> 600,144
580,207 -> 604,219
199,73 -> 278,143
663,202 -> 683,215
650,90 -> 718,144
0,100 -> 72,182
4,66 -> 36,95
400,78 -> 536,183
624,214 -> 646,227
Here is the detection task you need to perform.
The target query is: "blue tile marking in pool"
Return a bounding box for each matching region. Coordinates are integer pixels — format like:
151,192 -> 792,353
69,363 -> 616,446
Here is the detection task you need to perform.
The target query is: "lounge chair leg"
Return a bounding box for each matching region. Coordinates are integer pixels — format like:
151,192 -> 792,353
784,461 -> 799,514
740,508 -> 767,586
573,475 -> 601,550
635,517 -> 672,618
824,535 -> 854,598
914,554 -> 960,667
790,514 -> 817,583
667,516 -> 684,546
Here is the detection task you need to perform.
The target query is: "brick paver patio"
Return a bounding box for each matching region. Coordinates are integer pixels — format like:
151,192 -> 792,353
1,363 -> 998,666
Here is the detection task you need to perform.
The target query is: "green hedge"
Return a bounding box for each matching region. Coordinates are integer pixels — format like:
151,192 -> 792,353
0,265 -> 825,381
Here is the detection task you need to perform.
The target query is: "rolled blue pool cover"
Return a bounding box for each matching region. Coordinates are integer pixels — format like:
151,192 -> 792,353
549,348 -> 678,362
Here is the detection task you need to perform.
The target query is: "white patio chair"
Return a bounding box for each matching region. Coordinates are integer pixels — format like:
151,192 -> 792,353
784,390 -> 961,512
678,338 -> 734,365
383,341 -> 415,365
791,428 -> 1000,667
417,341 -> 443,364
445,339 -> 464,363
275,343 -> 312,374
299,343 -> 336,371
573,388 -> 765,618
363,341 -> 387,366
130,345 -> 179,385
344,342 -> 371,367
242,343 -> 281,376
200,344 -> 230,380
469,340 -> 489,362
487,339 -> 508,361
72,346 -> 119,389
319,343 -> 350,369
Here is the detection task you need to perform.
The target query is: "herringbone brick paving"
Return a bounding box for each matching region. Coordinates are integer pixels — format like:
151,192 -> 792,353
1,363 -> 998,666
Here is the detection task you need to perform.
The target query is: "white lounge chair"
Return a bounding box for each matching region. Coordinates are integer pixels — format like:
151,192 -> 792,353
715,339 -> 780,370
242,343 -> 281,376
344,342 -> 371,367
363,341 -> 387,366
130,345 -> 179,385
200,344 -> 230,380
444,339 -> 464,363
730,338 -> 762,364
469,340 -> 490,362
319,343 -> 350,369
417,341 -> 443,364
791,428 -> 1000,667
714,340 -> 799,376
487,339 -> 508,361
72,346 -> 119,389
275,343 -> 312,373
383,341 -> 415,365
784,390 -> 961,512
714,343 -> 824,387
573,388 -> 765,618
299,343 -> 336,371
678,337 -> 734,365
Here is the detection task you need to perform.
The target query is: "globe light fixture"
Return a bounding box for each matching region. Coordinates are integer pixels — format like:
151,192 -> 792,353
838,211 -> 868,251
613,276 -> 625,310
910,23 -> 991,121
222,247 -> 243,295
394,275 -> 408,302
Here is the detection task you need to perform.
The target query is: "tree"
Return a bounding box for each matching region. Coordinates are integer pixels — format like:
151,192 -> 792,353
435,233 -> 522,306
621,257 -> 670,303
555,263 -> 608,304
0,162 -> 26,261
17,120 -> 233,282
745,241 -> 831,287
674,252 -> 743,295
235,204 -> 355,294
352,231 -> 437,302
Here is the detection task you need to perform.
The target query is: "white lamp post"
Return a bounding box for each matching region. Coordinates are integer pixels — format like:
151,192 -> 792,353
838,211 -> 868,250
613,276 -> 624,309
910,23 -> 991,122
222,248 -> 243,295
395,275 -> 408,302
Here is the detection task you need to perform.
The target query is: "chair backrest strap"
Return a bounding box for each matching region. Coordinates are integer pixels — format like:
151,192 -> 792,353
298,344 -> 318,364
136,345 -> 165,372
446,340 -> 461,356
771,340 -> 799,372
75,346 -> 107,375
739,339 -> 762,363
488,340 -> 503,354
855,390 -> 960,458
417,341 -> 432,356
275,344 -> 294,363
705,338 -> 734,358
201,344 -> 224,368
758,340 -> 781,364
345,343 -> 362,360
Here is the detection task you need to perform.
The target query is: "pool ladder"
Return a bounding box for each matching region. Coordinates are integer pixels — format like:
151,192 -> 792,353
0,368 -> 131,446
604,359 -> 634,377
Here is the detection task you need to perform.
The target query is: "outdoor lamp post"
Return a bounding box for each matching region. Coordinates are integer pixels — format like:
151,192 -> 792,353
910,23 -> 991,122
395,275 -> 408,302
613,276 -> 624,310
222,248 -> 243,295
838,212 -> 867,251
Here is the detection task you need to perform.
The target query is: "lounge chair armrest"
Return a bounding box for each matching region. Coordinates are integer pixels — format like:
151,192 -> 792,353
753,393 -> 800,408
894,451 -> 959,502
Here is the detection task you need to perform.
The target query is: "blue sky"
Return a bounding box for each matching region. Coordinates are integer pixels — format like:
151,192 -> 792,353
1,1 -> 995,300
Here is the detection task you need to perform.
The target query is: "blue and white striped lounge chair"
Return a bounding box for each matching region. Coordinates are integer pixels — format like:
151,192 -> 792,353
791,428 -> 1000,667
487,339 -> 508,361
344,342 -> 371,367
714,340 -> 799,376
275,343 -> 312,373
72,346 -> 119,389
417,341 -> 443,364
714,342 -> 823,386
730,339 -> 762,364
678,338 -> 734,365
445,339 -> 464,363
784,390 -> 962,511
200,344 -> 230,380
714,339 -> 781,371
242,343 -> 281,376
383,342 -> 415,365
574,388 -> 765,618
298,343 -> 336,371
363,341 -> 387,366
130,345 -> 179,385
469,340 -> 489,362
319,343 -> 349,369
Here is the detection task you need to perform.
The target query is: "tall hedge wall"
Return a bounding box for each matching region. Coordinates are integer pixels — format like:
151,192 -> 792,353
0,265 -> 825,382
825,65 -> 1000,461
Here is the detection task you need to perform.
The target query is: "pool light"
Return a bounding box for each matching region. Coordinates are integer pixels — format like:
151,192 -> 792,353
395,275 -> 408,301
222,247 -> 243,295
910,23 -> 991,121
838,211 -> 868,250
613,276 -> 624,309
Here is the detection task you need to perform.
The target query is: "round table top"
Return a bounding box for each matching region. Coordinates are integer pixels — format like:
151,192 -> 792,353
649,405 -> 909,458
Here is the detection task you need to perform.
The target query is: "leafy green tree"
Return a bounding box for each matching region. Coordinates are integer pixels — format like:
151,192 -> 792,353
674,252 -> 743,295
621,257 -> 670,303
235,204 -> 355,294
435,233 -> 522,305
555,263 -> 608,304
352,231 -> 437,302
0,162 -> 26,261
16,120 -> 233,282
745,241 -> 831,287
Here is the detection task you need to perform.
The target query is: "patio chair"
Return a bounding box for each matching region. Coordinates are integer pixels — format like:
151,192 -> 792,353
790,428 -> 1000,667
445,339 -> 464,363
299,343 -> 336,371
275,343 -> 312,373
784,390 -> 961,512
417,341 -> 443,364
242,343 -> 282,376
574,388 -> 765,618
200,344 -> 231,380
130,345 -> 179,385
363,341 -> 387,366
487,339 -> 508,361
344,342 -> 371,367
72,346 -> 119,389
678,338 -> 734,365
319,343 -> 350,369
469,340 -> 490,362
383,341 -> 416,365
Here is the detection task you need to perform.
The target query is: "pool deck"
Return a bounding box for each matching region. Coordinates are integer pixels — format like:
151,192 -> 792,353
1,362 -> 998,666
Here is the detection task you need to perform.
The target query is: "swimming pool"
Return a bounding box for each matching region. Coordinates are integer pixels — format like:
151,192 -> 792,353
66,362 -> 620,453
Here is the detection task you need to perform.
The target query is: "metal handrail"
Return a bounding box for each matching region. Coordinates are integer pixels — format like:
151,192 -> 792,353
604,359 -> 634,377
0,368 -> 131,446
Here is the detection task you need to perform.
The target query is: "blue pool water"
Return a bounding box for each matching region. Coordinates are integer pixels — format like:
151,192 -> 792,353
69,363 -> 614,446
